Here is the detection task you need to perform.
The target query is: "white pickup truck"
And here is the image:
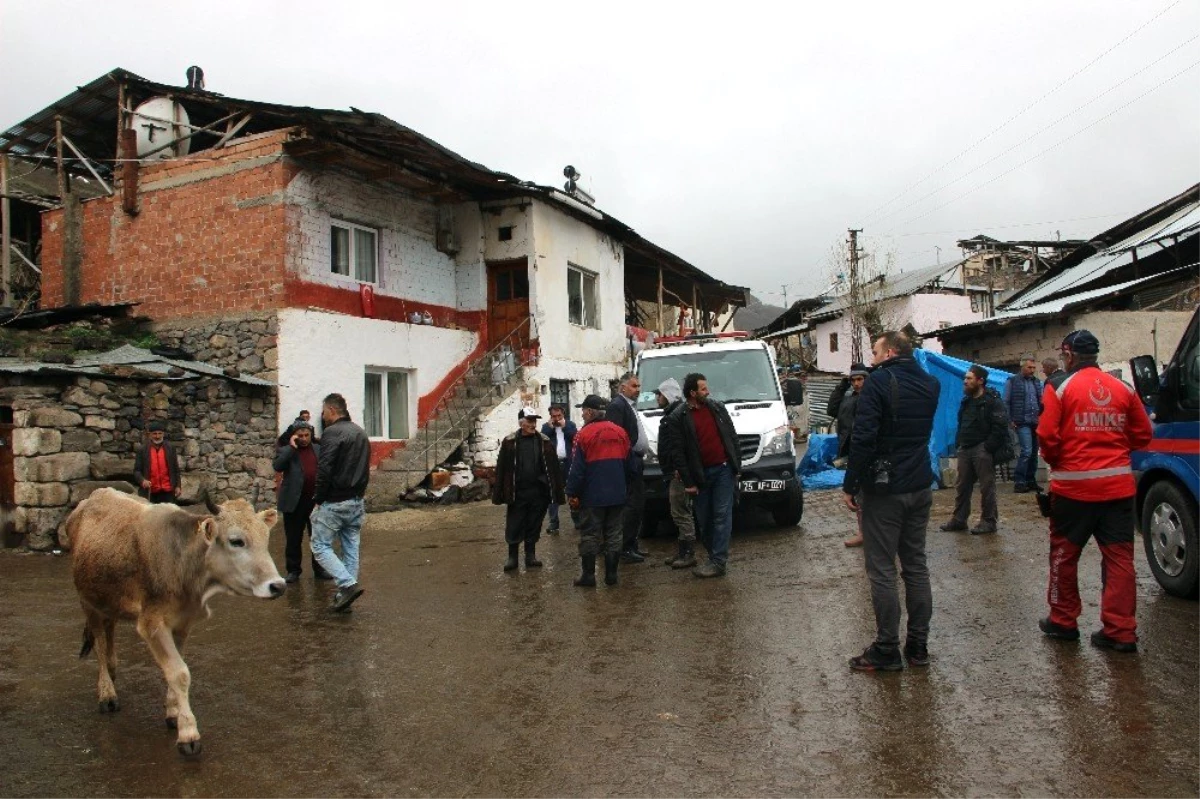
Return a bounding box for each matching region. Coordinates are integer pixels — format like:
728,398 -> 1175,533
634,332 -> 804,529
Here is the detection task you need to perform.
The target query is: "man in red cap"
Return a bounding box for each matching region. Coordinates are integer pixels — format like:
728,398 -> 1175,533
1037,330 -> 1153,653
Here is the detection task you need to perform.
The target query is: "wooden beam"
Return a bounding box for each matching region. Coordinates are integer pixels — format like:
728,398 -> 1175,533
60,135 -> 113,195
213,113 -> 253,149
1,157 -> 10,308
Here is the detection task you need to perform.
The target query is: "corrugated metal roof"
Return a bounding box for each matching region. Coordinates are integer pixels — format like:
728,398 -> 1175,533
809,260 -> 968,321
0,344 -> 274,386
1006,202 -> 1200,311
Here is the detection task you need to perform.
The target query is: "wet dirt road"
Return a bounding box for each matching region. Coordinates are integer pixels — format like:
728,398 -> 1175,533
1,488 -> 1196,797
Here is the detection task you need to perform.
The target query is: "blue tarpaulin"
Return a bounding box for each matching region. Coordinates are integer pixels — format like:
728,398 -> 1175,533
796,352 -> 1014,490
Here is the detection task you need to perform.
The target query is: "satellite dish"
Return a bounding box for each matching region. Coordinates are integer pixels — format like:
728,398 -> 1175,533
132,97 -> 191,160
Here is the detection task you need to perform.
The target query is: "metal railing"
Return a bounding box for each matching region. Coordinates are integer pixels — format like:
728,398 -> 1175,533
403,317 -> 537,474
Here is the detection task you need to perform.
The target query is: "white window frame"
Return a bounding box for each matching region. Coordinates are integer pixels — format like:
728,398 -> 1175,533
363,368 -> 412,441
331,220 -> 379,284
567,264 -> 600,329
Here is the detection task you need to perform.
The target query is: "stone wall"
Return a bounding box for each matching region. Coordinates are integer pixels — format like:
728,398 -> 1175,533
152,311 -> 279,383
1,372 -> 277,551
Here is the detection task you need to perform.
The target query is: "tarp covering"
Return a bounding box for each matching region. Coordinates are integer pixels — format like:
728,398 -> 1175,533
796,352 -> 1014,491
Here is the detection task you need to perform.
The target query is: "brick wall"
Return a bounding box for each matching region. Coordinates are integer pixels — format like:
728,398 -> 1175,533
41,131 -> 292,319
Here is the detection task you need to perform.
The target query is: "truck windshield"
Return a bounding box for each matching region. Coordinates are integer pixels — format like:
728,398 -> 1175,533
635,349 -> 780,411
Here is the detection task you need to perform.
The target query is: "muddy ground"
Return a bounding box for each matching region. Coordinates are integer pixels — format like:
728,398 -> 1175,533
1,486 -> 1196,797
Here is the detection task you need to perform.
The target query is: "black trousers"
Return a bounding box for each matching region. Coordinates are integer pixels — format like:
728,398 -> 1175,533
505,486 -> 550,546
621,476 -> 646,548
148,491 -> 176,504
283,495 -> 326,575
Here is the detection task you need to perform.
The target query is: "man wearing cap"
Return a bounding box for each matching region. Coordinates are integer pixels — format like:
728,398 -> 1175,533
939,364 -> 1010,535
492,406 -> 565,572
540,405 -> 578,534
654,377 -> 698,569
1037,330 -> 1153,653
565,395 -> 632,587
606,372 -> 651,563
133,421 -> 181,504
1005,354 -> 1045,493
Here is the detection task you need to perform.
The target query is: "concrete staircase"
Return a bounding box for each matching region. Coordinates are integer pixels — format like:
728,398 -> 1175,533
364,355 -> 526,511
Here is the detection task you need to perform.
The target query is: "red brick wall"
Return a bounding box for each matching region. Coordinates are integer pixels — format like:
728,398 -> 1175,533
41,131 -> 293,318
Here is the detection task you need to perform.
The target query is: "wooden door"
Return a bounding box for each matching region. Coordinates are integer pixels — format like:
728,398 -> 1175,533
487,259 -> 531,349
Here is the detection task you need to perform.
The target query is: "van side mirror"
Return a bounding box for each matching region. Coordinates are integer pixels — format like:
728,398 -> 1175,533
783,378 -> 805,406
1129,355 -> 1160,407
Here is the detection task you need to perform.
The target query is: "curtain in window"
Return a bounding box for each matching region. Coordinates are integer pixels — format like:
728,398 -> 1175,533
355,229 -> 376,283
568,269 -> 583,325
331,227 -> 351,276
387,372 -> 409,439
364,373 -> 383,437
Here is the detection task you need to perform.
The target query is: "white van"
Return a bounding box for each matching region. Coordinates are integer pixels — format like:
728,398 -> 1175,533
634,332 -> 804,529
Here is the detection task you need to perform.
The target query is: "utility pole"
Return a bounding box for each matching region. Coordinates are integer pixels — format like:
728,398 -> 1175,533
848,228 -> 863,364
934,245 -> 941,265
781,284 -> 789,309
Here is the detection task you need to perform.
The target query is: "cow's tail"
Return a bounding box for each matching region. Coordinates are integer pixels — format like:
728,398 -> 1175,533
79,626 -> 95,659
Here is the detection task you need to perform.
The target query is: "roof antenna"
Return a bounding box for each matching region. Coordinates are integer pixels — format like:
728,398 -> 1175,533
186,66 -> 205,91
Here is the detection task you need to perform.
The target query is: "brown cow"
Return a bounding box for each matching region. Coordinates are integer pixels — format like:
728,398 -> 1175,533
68,487 -> 284,756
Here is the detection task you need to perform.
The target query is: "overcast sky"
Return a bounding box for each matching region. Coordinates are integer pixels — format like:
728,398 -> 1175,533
2,1 -> 1197,304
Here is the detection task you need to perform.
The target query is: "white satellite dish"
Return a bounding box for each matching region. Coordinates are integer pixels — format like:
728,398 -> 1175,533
132,97 -> 191,160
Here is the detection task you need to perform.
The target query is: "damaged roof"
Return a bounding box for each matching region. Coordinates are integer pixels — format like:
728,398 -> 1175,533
0,69 -> 746,309
0,344 -> 274,387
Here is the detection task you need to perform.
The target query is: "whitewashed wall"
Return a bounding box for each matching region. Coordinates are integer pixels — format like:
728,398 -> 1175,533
276,308 -> 477,437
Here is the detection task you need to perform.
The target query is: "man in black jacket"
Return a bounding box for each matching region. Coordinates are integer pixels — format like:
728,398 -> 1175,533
606,372 -> 650,563
827,363 -> 870,467
493,407 -> 566,571
940,365 -> 1009,535
662,372 -> 742,578
312,393 -> 371,613
843,331 -> 939,672
273,421 -> 331,583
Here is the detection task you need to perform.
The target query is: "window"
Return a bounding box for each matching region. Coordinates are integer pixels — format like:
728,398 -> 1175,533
363,369 -> 410,439
549,379 -> 572,421
829,332 -> 839,352
494,268 -> 529,302
331,221 -> 377,283
970,294 -> 981,313
568,265 -> 599,328
498,226 -> 513,241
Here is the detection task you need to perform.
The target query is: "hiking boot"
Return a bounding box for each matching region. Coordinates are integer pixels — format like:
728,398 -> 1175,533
604,553 -> 619,586
284,571 -> 300,584
969,524 -> 997,535
843,534 -> 863,547
849,643 -> 903,672
1090,630 -> 1138,653
330,583 -> 364,613
904,641 -> 930,667
939,520 -> 968,532
503,543 -> 519,572
620,548 -> 645,564
573,555 -> 596,587
668,541 -> 697,569
693,561 -> 726,579
524,543 -> 542,569
1038,617 -> 1080,641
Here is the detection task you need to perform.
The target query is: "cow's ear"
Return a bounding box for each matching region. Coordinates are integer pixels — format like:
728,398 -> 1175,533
258,508 -> 279,528
199,517 -> 217,545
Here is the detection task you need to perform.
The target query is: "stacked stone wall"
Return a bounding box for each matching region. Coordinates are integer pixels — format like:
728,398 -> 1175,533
1,372 -> 277,551
151,311 -> 279,384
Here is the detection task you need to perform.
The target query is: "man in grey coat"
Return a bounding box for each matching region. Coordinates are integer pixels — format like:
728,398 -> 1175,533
273,421 -> 330,583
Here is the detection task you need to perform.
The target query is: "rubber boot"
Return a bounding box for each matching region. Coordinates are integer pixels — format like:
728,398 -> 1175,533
670,541 -> 696,569
604,552 -> 620,586
525,541 -> 543,568
574,555 -> 597,587
503,543 -> 519,572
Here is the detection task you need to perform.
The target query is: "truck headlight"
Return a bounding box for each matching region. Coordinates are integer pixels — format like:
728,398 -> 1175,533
760,425 -> 793,456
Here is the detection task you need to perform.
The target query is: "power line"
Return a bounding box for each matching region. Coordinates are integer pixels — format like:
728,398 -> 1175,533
880,213 -> 1126,239
871,34 -> 1198,229
891,58 -> 1200,229
862,0 -> 1184,225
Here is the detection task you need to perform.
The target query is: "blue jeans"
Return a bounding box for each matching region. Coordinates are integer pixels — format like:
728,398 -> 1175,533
310,497 -> 364,588
1014,425 -> 1038,486
695,464 -> 734,567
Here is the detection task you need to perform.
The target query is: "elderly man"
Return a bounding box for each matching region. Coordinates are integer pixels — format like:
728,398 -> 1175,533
566,395 -> 632,587
493,406 -> 565,571
1005,354 -> 1044,493
1041,357 -> 1065,383
606,372 -> 650,563
653,377 -> 698,569
1038,330 -> 1153,653
133,421 -> 181,504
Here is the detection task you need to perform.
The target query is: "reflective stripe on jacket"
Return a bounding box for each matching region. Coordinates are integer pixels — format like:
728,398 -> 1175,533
1036,365 -> 1153,501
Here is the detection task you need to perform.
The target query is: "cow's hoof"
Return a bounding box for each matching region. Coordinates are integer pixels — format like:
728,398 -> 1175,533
98,698 -> 120,713
177,740 -> 202,757
165,717 -> 178,730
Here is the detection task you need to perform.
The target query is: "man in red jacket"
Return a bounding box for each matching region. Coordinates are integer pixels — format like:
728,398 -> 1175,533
1037,330 -> 1153,653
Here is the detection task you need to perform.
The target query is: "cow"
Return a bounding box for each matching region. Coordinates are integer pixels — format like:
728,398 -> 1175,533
68,487 -> 285,756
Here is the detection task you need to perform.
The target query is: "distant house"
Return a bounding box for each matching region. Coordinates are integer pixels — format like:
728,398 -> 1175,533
0,68 -> 745,510
934,183 -> 1199,374
759,260 -> 990,374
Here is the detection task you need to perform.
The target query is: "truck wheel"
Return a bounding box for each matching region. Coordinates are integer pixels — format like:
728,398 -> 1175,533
1142,480 -> 1199,599
772,481 -> 804,528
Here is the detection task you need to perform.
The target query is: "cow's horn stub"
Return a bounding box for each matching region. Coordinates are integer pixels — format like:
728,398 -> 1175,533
204,493 -> 221,516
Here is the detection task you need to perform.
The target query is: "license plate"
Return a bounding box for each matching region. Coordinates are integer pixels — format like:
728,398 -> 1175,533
740,479 -> 784,493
